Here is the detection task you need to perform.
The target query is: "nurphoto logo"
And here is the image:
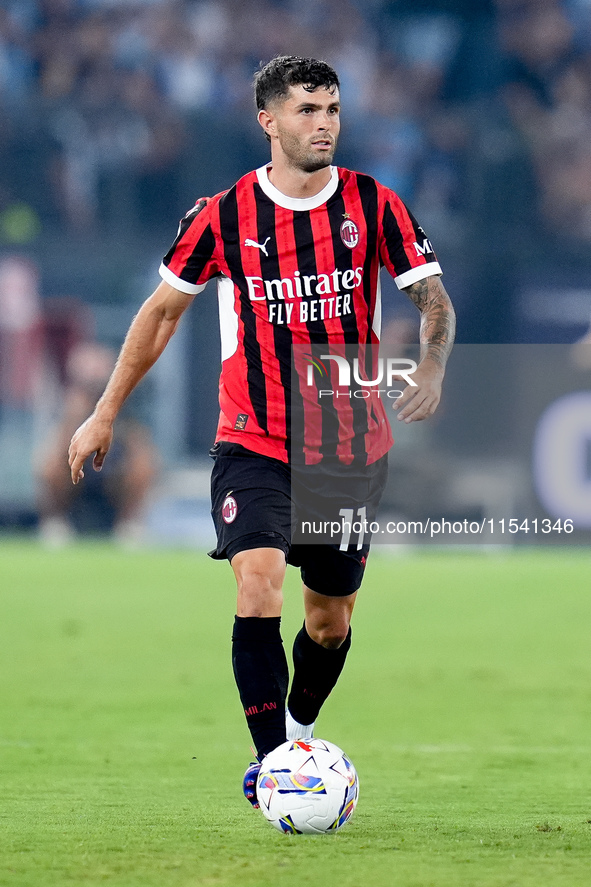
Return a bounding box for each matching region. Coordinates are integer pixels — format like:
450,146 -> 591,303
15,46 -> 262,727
303,353 -> 418,399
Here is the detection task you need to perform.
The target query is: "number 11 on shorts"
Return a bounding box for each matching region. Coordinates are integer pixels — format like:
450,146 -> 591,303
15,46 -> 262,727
339,506 -> 367,551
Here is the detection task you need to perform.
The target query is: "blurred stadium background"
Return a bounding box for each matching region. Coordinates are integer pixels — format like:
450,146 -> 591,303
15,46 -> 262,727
1,0 -> 590,543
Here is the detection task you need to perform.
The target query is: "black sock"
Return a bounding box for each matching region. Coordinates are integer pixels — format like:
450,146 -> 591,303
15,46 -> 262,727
287,623 -> 352,726
231,616 -> 288,758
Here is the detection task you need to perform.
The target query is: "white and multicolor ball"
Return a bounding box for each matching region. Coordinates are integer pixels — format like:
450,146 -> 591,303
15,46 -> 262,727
256,738 -> 359,835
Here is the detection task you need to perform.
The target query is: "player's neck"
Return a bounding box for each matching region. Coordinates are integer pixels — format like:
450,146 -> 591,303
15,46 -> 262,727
266,160 -> 333,200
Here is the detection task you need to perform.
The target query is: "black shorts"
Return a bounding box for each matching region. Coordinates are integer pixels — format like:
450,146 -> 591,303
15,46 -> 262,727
209,442 -> 388,596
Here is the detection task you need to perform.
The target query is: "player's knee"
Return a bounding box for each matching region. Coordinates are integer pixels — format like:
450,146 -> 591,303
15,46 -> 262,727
237,568 -> 282,597
309,622 -> 350,650
237,578 -> 283,618
234,564 -> 284,617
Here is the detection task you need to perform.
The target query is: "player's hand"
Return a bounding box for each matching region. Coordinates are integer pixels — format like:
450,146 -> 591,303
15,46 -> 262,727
392,360 -> 443,423
68,414 -> 114,484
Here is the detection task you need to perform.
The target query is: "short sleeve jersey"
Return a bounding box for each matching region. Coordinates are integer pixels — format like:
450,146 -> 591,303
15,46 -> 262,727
160,164 -> 442,466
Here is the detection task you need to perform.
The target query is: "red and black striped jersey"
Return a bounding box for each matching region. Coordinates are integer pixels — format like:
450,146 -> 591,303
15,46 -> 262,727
160,164 -> 442,465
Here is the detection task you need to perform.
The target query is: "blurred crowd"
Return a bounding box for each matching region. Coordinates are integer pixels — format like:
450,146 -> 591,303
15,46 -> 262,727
499,0 -> 591,244
0,0 -> 467,235
1,0 -> 589,250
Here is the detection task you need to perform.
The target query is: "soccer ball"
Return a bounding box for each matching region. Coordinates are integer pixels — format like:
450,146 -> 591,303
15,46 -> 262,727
256,738 -> 359,834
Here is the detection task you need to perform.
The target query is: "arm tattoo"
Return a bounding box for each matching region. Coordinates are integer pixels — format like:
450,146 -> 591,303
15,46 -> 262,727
403,276 -> 456,370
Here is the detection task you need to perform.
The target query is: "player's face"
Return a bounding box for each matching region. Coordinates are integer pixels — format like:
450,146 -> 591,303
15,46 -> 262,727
263,84 -> 340,172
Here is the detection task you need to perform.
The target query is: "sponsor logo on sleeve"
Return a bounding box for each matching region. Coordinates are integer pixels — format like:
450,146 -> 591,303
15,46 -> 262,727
413,238 -> 434,256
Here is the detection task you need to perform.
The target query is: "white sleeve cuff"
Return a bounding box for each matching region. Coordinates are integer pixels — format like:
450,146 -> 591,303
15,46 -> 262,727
159,262 -> 208,295
395,261 -> 442,290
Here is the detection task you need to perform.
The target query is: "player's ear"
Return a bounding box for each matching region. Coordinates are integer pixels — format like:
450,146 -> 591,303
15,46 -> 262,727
258,108 -> 276,141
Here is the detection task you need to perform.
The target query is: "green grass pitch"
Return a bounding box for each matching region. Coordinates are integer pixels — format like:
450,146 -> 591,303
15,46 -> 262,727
1,541 -> 591,887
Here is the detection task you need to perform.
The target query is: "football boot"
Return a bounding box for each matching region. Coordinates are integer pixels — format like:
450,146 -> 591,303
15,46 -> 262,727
242,760 -> 261,809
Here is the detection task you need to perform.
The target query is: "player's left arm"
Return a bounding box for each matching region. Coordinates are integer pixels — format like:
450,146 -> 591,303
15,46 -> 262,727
395,275 -> 456,423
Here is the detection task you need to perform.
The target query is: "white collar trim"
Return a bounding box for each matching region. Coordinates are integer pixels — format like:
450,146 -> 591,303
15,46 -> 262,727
256,164 -> 339,210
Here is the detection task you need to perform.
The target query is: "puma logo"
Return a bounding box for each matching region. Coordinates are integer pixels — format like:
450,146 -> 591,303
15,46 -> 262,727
244,236 -> 271,257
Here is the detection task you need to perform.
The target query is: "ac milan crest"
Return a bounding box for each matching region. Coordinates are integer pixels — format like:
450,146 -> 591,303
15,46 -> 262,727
340,218 -> 359,249
222,494 -> 238,524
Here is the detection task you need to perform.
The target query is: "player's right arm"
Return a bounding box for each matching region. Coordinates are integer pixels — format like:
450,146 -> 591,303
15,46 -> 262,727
68,281 -> 195,484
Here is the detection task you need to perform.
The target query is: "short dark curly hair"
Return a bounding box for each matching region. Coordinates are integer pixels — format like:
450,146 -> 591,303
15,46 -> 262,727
254,56 -> 340,111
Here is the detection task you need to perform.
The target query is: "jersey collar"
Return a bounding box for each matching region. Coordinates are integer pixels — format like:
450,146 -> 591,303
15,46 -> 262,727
256,164 -> 339,211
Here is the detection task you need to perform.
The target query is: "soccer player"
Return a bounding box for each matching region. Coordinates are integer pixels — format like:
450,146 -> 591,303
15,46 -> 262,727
68,56 -> 455,808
